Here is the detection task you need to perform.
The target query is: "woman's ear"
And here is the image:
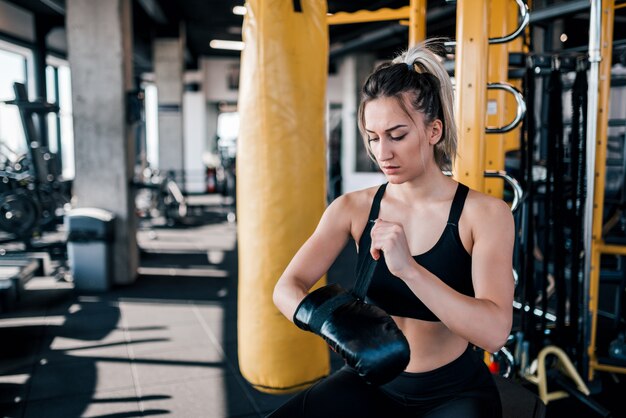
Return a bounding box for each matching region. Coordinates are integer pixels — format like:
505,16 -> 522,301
428,119 -> 443,145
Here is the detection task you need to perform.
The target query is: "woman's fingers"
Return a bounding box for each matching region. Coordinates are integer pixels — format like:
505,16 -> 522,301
370,219 -> 398,259
369,219 -> 382,259
370,219 -> 414,276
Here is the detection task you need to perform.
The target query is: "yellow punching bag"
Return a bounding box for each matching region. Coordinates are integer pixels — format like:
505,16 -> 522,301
237,0 -> 330,394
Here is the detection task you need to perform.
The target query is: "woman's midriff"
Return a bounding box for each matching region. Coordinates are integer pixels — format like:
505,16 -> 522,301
393,315 -> 469,373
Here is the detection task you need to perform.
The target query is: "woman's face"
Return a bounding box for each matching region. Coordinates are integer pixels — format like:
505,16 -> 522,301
363,95 -> 442,184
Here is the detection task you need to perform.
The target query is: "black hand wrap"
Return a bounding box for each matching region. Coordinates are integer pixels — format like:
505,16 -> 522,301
293,283 -> 410,385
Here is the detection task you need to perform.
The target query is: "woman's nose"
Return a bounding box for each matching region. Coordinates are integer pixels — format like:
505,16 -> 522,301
376,140 -> 393,161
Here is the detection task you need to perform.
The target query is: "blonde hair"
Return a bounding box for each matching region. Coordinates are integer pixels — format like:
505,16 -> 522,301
357,39 -> 457,171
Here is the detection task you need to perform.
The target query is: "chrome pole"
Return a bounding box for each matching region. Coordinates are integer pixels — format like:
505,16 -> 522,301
582,0 -> 602,379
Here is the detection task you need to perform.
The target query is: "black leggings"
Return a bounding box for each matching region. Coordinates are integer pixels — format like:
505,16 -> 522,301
266,346 -> 502,418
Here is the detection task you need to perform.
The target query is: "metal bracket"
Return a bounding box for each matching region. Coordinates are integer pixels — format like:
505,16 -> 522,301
445,0 -> 530,47
485,83 -> 527,134
484,170 -> 523,212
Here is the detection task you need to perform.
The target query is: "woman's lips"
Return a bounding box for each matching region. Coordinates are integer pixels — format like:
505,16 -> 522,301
382,166 -> 400,174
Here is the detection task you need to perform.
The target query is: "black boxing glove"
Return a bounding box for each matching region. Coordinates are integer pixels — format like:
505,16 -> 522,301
293,283 -> 410,385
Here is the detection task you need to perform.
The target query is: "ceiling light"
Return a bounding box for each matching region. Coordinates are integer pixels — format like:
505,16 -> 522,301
233,6 -> 247,15
560,33 -> 568,42
210,40 -> 245,51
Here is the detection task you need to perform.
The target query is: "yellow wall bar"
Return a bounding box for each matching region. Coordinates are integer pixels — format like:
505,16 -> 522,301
409,0 -> 426,47
484,0 -> 508,197
591,361 -> 626,374
588,0 -> 615,381
454,0 -> 489,191
327,7 -> 409,25
598,243 -> 626,256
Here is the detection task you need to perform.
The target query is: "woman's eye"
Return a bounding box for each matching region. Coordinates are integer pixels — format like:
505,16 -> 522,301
390,134 -> 407,141
367,137 -> 380,143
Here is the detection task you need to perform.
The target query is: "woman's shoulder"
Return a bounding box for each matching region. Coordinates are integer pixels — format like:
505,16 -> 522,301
463,186 -> 515,228
465,187 -> 513,212
330,185 -> 382,210
327,185 -> 384,240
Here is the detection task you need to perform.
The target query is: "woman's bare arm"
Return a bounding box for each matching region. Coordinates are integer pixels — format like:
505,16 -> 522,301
402,196 -> 515,352
273,194 -> 355,321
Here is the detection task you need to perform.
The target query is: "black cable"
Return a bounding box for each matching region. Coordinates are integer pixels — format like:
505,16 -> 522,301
570,66 -> 588,364
521,60 -> 538,345
540,67 -> 557,336
548,65 -> 567,336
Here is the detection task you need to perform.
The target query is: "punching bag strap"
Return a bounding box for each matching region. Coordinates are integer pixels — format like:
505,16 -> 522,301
293,0 -> 302,12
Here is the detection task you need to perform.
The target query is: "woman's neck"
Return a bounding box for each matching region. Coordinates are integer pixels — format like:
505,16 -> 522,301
387,168 -> 455,205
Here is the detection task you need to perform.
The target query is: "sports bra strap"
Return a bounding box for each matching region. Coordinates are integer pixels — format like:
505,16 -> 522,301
367,183 -> 388,221
447,183 -> 469,227
354,183 -> 388,296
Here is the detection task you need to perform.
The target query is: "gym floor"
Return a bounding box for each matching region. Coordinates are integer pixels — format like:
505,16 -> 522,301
0,196 -> 624,418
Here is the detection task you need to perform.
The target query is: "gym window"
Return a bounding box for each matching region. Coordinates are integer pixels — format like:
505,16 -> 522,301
46,55 -> 75,180
0,39 -> 33,158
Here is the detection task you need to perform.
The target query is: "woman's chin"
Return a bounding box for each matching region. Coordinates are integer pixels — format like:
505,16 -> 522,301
384,174 -> 406,184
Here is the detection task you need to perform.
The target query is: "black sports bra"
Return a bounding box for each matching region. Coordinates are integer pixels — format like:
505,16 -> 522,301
358,183 -> 474,321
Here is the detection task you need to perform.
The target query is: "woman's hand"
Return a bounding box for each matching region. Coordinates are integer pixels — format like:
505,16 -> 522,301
370,219 -> 416,278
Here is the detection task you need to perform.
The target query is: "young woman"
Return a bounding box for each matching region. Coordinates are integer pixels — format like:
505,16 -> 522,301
270,40 -> 515,418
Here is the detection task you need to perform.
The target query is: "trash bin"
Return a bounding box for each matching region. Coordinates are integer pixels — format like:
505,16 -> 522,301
65,208 -> 115,292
